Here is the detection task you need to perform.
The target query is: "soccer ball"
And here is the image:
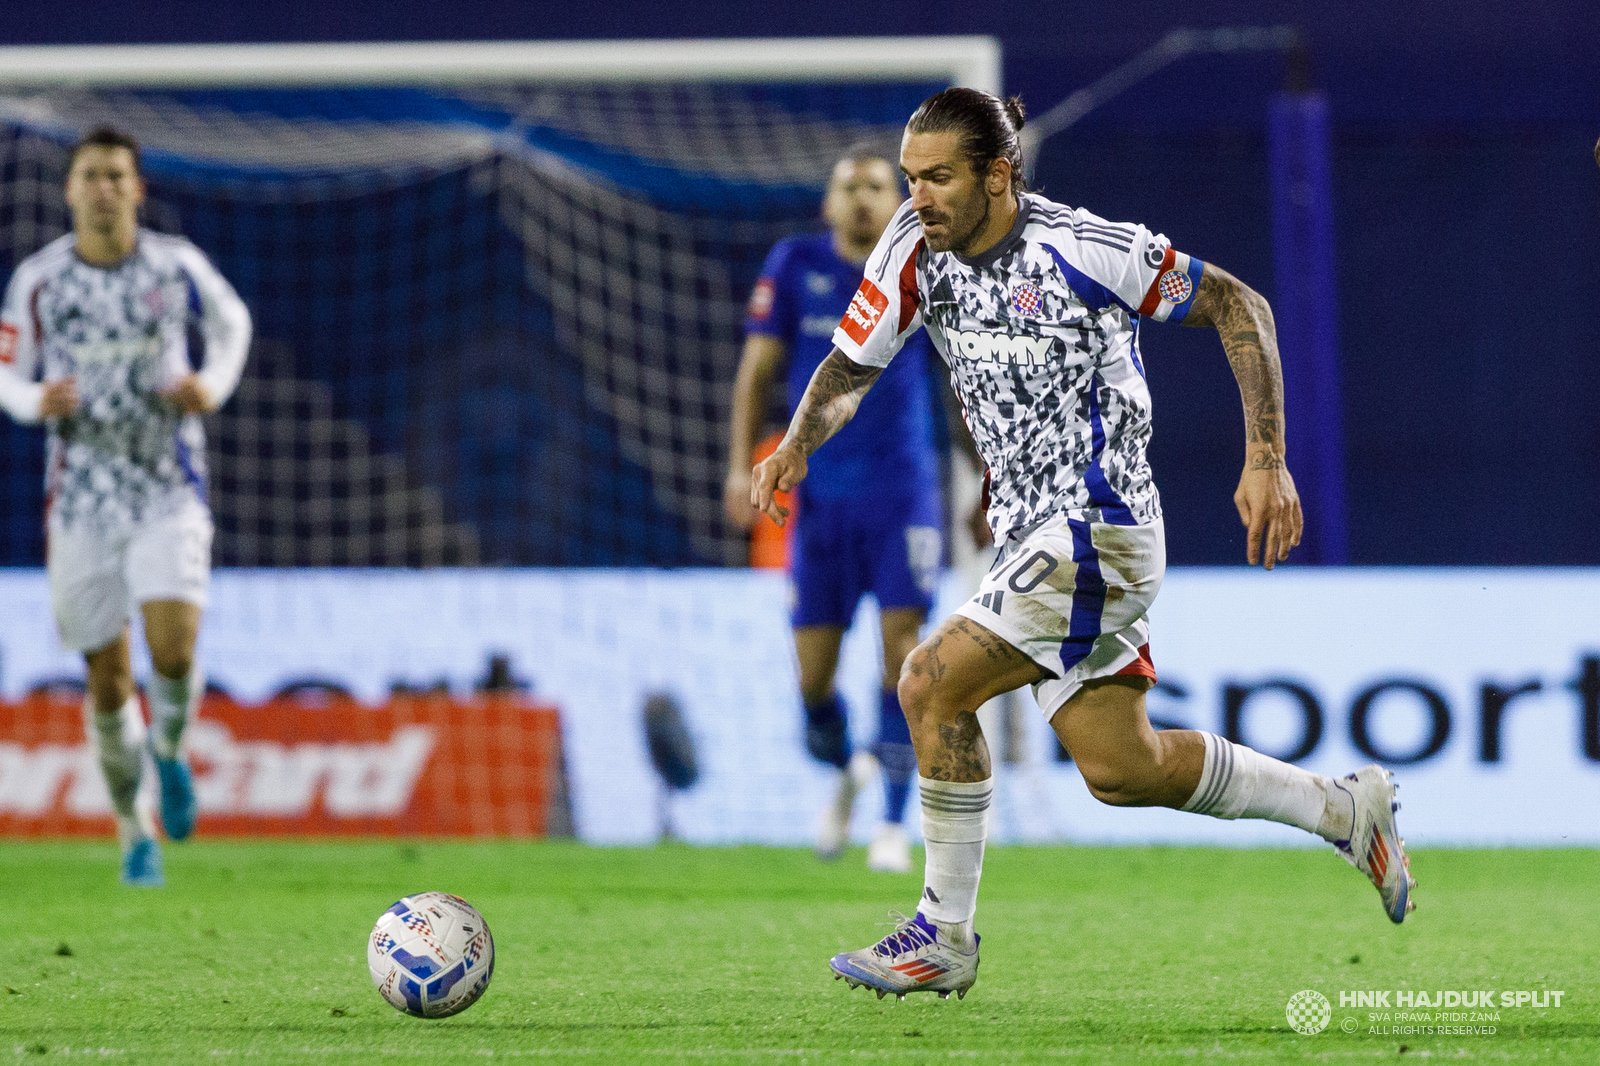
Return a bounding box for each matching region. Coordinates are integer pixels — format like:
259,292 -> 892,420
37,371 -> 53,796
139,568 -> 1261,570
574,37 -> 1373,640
368,892 -> 495,1018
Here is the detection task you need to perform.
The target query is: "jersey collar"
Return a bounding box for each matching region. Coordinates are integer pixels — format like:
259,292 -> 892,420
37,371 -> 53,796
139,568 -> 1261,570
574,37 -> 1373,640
954,195 -> 1031,271
70,229 -> 142,271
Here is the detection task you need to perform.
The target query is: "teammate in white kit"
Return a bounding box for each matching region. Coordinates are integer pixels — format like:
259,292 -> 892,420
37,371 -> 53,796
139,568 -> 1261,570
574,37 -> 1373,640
0,127 -> 251,886
751,90 -> 1415,1001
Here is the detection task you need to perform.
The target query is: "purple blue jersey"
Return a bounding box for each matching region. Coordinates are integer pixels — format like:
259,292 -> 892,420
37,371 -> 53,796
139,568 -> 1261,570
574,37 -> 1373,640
745,232 -> 942,626
745,233 -> 939,506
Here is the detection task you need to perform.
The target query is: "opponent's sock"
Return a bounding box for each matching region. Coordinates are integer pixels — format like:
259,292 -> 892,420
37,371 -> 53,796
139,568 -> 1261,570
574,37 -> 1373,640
1181,731 -> 1354,842
86,696 -> 148,848
918,776 -> 991,949
873,688 -> 916,825
803,693 -> 852,770
147,662 -> 203,761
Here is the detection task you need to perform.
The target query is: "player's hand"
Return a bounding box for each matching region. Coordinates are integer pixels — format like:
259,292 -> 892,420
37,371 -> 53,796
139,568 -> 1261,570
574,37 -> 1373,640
39,377 -> 79,418
751,445 -> 806,527
1234,455 -> 1302,569
723,469 -> 756,530
967,501 -> 993,548
162,374 -> 214,415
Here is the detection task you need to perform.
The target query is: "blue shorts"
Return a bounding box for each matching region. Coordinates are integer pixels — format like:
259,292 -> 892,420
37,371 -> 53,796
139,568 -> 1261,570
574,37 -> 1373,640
790,492 -> 942,629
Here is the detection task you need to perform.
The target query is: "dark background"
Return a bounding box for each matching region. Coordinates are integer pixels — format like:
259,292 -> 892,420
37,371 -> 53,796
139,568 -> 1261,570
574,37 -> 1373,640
3,0 -> 1597,565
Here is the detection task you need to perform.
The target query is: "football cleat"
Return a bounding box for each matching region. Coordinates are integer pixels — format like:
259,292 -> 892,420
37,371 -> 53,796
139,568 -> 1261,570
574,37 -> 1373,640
151,749 -> 198,842
815,751 -> 877,861
866,822 -> 913,874
829,911 -> 978,1000
1333,764 -> 1415,923
119,836 -> 164,888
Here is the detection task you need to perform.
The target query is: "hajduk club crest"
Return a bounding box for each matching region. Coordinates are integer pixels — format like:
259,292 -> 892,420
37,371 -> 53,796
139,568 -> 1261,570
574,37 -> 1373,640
1158,269 -> 1193,304
1010,282 -> 1043,317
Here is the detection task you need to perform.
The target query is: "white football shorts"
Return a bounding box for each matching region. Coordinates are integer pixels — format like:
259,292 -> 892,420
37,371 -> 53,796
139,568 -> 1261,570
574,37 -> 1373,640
954,514 -> 1165,719
47,501 -> 214,653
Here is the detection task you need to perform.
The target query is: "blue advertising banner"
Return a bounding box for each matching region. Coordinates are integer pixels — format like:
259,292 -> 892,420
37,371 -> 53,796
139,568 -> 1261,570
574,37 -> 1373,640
1,568 -> 1595,846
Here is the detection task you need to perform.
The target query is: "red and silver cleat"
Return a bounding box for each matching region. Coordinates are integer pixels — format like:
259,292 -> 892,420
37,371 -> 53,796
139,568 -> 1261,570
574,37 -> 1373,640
829,911 -> 979,1001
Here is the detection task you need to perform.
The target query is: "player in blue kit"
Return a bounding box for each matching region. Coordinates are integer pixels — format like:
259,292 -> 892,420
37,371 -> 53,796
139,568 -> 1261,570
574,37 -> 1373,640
725,145 -> 945,873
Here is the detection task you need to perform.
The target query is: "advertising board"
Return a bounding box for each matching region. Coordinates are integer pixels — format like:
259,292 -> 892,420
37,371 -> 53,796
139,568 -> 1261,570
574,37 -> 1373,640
1,568 -> 1594,845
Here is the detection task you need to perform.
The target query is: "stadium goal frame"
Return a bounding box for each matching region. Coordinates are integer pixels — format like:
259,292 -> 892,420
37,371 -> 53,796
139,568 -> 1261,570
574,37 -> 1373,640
0,37 -> 1000,93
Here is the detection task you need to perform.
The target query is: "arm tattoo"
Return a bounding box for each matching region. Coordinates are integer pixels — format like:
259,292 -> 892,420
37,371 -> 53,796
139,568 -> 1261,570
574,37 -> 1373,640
1186,268 -> 1286,462
779,348 -> 882,458
1250,450 -> 1286,471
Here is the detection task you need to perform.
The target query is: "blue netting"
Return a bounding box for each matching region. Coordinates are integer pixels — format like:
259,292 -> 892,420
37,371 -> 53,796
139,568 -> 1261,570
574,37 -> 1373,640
0,81 -> 936,565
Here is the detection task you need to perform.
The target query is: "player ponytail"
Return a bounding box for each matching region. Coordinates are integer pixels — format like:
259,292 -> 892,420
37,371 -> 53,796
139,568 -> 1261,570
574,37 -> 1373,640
1003,96 -> 1027,133
906,88 -> 1028,195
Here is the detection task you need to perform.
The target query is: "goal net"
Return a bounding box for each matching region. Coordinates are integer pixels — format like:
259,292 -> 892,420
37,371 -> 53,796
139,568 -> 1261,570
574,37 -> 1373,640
0,38 -> 996,567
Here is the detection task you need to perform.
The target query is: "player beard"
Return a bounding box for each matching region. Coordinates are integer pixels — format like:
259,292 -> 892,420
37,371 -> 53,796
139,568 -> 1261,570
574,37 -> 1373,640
918,190 -> 990,255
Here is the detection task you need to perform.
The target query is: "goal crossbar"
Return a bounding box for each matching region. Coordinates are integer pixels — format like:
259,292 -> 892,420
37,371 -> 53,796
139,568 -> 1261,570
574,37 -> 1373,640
0,37 -> 1000,93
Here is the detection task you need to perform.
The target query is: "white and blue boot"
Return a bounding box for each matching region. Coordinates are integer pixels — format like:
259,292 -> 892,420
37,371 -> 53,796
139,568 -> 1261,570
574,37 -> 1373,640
815,752 -> 877,861
1334,764 -> 1416,923
830,912 -> 979,1001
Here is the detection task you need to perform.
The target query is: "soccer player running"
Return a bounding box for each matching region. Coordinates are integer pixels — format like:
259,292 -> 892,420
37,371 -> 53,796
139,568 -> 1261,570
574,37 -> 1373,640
0,127 -> 251,886
726,144 -> 952,873
752,90 -> 1414,1001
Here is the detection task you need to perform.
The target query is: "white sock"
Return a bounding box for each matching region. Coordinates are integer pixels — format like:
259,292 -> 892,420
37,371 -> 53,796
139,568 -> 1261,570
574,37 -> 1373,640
86,697 -> 148,847
1181,732 -> 1353,842
147,662 -> 202,761
918,777 -> 990,947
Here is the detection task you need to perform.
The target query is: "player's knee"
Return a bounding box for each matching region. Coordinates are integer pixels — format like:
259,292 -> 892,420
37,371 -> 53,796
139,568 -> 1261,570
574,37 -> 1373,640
896,656 -> 931,720
87,667 -> 134,714
896,652 -> 956,735
148,645 -> 194,681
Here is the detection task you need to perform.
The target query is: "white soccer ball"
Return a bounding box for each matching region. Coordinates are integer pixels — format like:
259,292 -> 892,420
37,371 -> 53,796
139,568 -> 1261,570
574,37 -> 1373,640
368,891 -> 495,1018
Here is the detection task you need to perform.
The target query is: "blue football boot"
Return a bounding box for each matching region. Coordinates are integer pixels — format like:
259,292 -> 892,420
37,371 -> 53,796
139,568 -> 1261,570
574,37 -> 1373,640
119,836 -> 165,887
152,748 -> 198,842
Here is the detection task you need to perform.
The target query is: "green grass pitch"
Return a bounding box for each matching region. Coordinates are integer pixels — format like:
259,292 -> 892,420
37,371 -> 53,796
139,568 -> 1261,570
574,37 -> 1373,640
2,841 -> 1596,1063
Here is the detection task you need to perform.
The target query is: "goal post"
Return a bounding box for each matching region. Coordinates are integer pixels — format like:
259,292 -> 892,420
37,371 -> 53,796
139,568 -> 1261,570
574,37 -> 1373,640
0,37 -> 1001,91
0,38 -> 999,568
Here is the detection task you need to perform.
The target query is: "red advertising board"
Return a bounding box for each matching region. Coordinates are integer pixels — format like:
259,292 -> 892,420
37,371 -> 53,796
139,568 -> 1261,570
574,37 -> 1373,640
0,692 -> 564,837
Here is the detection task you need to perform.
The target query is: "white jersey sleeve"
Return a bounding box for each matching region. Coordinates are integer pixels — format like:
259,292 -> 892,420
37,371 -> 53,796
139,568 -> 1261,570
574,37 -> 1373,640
174,243 -> 252,407
0,261 -> 44,424
831,200 -> 926,368
1042,206 -> 1206,324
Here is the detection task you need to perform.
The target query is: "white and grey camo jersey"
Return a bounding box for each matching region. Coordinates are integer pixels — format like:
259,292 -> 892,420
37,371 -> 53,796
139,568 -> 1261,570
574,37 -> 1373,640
0,230 -> 251,532
833,193 -> 1207,542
